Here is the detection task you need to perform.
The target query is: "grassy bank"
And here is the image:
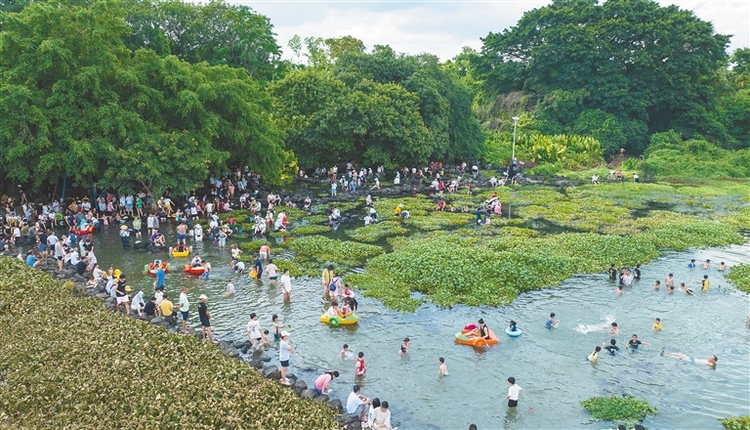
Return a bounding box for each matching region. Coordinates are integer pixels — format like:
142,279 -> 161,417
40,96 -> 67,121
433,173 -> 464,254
233,180 -> 749,311
0,258 -> 337,429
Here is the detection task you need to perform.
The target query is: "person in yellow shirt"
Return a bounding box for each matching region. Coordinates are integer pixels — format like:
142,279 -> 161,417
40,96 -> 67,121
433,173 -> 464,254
701,275 -> 710,291
652,318 -> 663,331
321,264 -> 334,294
160,294 -> 175,325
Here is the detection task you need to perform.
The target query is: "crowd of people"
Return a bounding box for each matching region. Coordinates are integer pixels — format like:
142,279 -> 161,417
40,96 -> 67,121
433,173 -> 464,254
4,156 -> 741,430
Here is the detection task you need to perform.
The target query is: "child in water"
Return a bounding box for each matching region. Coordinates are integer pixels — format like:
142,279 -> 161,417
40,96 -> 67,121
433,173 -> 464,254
610,322 -> 620,335
679,282 -> 695,296
545,313 -> 559,329
719,262 -> 726,271
339,344 -> 354,360
399,338 -> 410,355
653,280 -> 661,291
687,259 -> 696,269
438,357 -> 448,376
652,318 -> 663,331
508,320 -> 518,332
587,346 -> 601,362
603,339 -> 619,355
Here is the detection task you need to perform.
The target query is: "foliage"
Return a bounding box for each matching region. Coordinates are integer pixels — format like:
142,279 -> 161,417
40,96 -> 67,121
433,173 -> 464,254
474,0 -> 729,154
642,131 -> 750,178
483,131 -> 603,168
271,42 -> 483,169
721,415 -> 750,430
0,257 -> 337,429
346,221 -> 407,243
123,0 -> 281,81
291,224 -> 332,235
726,264 -> 750,294
0,0 -> 288,195
581,395 -> 657,423
288,236 -> 383,267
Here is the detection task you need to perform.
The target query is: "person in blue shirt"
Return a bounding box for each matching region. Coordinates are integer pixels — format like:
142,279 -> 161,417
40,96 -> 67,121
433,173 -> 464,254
154,266 -> 166,290
545,312 -> 559,329
687,259 -> 696,268
26,251 -> 37,268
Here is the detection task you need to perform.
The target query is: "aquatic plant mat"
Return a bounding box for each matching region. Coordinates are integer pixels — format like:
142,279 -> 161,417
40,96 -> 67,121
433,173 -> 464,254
581,394 -> 657,424
256,181 -> 749,311
0,258 -> 337,430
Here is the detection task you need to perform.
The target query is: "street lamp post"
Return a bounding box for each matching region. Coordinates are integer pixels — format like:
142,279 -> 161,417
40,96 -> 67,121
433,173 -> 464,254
511,116 -> 519,165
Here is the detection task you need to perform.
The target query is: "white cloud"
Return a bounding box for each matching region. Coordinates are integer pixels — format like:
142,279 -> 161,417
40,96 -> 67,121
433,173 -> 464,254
234,1 -> 749,61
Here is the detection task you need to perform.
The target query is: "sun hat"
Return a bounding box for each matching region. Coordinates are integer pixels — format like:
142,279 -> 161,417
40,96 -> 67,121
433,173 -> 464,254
125,285 -> 132,292
120,225 -> 128,230
199,294 -> 208,300
280,330 -> 290,337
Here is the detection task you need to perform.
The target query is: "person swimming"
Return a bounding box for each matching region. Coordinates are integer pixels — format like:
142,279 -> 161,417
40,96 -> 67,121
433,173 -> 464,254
661,348 -> 717,367
679,282 -> 695,296
610,322 -> 620,335
652,318 -> 663,331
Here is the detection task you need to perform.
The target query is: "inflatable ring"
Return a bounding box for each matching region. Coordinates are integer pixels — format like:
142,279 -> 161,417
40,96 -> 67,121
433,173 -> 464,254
329,317 -> 340,327
505,328 -> 522,337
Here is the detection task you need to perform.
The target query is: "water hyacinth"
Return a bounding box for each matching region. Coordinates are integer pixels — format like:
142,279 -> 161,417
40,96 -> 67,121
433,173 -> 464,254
0,257 -> 338,429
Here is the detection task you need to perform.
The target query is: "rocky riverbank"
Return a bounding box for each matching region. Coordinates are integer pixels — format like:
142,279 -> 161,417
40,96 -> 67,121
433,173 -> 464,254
33,257 -> 365,429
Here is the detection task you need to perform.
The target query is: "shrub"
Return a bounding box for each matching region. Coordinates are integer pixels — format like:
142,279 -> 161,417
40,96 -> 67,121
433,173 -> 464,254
721,415 -> 750,430
581,394 -> 657,423
0,257 -> 337,429
726,264 -> 750,294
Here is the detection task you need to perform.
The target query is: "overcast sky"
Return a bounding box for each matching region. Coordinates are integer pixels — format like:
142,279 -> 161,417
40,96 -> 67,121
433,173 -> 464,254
231,0 -> 749,62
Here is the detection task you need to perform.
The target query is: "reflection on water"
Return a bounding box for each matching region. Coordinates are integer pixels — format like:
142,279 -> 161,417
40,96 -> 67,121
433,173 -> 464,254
89,225 -> 750,429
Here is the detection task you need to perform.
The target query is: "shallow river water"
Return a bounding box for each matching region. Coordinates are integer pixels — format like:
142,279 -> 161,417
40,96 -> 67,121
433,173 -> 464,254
89,226 -> 749,429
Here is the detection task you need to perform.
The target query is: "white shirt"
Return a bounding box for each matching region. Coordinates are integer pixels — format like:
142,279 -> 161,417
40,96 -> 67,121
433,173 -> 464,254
346,392 -> 364,414
508,384 -> 523,401
235,262 -> 245,271
247,319 -> 262,338
179,292 -> 189,312
226,283 -> 235,294
280,274 -> 292,293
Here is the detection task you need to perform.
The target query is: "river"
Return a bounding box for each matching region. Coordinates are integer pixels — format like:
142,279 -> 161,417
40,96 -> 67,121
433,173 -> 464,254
86,225 -> 749,429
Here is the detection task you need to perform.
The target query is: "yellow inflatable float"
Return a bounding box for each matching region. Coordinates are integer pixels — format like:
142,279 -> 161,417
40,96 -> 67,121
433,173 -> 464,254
320,313 -> 359,327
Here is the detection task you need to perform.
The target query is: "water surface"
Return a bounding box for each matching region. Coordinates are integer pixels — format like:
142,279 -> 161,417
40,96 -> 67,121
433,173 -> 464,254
89,226 -> 750,429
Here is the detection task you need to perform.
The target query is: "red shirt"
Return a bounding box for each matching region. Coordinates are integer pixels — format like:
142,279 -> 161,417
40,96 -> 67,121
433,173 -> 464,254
355,357 -> 366,376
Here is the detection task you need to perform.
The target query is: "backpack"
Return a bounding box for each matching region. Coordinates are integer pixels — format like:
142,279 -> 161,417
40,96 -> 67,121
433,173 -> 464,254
329,277 -> 338,292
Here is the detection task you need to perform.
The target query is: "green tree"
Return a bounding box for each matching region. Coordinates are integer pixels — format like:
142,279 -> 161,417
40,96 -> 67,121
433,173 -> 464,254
0,0 -> 287,196
123,0 -> 281,81
273,43 -> 484,167
475,0 -> 730,153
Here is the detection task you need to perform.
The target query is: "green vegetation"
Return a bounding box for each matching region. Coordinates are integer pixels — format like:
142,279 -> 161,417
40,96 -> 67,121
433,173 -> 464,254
270,43 -> 484,169
0,257 -> 337,429
726,264 -> 750,294
288,236 -> 384,268
642,131 -> 750,178
581,395 -> 658,424
0,0 -> 291,196
346,221 -> 407,243
721,415 -> 750,430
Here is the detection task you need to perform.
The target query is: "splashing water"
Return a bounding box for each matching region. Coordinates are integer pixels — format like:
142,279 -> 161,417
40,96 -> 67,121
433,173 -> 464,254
575,311 -> 617,334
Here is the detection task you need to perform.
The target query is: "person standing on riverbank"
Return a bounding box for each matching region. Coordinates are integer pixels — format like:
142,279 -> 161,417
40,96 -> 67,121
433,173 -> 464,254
247,313 -> 263,350
506,377 -> 523,408
198,294 -> 217,344
279,330 -> 294,385
178,286 -> 189,334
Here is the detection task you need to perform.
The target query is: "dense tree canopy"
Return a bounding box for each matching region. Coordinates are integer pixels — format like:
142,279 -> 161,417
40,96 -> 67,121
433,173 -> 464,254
271,40 -> 484,169
0,0 -> 287,196
123,0 -> 281,82
474,0 -> 730,154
